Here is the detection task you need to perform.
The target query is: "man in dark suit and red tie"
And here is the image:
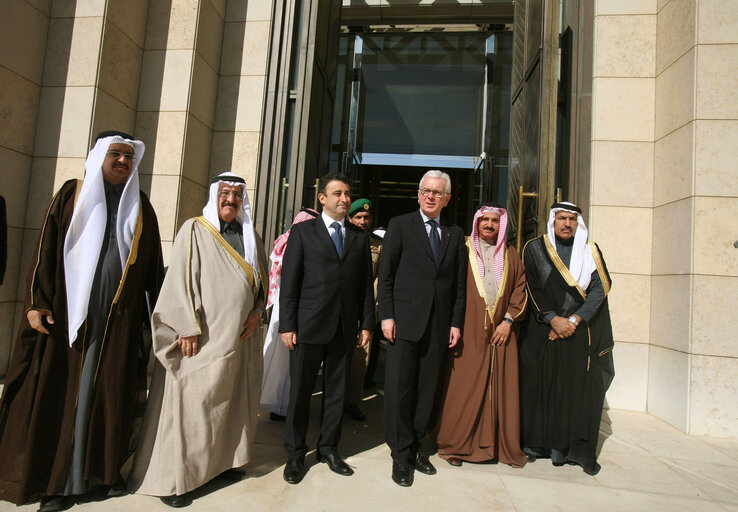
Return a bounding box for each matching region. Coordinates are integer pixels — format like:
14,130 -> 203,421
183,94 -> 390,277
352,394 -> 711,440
378,170 -> 467,487
279,173 -> 375,484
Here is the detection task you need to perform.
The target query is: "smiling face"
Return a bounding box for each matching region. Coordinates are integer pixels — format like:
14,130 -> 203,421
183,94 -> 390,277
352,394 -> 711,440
101,143 -> 135,185
318,179 -> 351,221
553,210 -> 578,240
478,211 -> 501,244
217,182 -> 243,223
417,176 -> 450,218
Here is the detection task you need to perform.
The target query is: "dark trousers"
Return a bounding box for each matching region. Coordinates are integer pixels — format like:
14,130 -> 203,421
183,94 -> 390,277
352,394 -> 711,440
284,325 -> 352,460
384,320 -> 447,464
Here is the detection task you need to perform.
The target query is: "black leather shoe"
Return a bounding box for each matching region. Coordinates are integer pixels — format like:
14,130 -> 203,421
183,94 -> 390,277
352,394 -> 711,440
160,494 -> 189,508
414,451 -> 437,475
38,496 -> 74,512
391,462 -> 414,487
317,452 -> 354,476
283,458 -> 304,484
220,468 -> 246,481
343,403 -> 366,422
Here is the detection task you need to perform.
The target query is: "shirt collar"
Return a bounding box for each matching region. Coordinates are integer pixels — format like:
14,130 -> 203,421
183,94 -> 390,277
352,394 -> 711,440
418,209 -> 440,225
321,211 -> 345,230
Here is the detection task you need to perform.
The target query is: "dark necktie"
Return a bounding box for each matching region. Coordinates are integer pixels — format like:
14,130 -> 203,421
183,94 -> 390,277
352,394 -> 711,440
427,219 -> 440,268
330,221 -> 343,258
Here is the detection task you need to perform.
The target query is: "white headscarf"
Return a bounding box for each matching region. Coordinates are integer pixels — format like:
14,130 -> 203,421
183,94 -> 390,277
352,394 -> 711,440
63,135 -> 145,346
547,202 -> 597,291
471,205 -> 507,286
202,172 -> 259,271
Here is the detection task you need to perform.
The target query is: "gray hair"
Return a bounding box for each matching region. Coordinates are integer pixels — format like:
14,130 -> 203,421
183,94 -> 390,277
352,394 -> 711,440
419,170 -> 452,194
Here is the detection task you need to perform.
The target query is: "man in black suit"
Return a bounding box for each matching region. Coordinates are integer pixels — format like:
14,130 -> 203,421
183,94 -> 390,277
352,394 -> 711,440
279,173 -> 375,484
378,170 -> 467,487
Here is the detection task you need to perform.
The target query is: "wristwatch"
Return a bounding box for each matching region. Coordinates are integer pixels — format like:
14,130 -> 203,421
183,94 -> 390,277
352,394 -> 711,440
568,315 -> 579,326
504,318 -> 513,325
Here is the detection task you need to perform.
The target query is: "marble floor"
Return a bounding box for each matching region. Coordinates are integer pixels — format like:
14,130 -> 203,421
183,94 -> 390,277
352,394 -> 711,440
0,387 -> 736,512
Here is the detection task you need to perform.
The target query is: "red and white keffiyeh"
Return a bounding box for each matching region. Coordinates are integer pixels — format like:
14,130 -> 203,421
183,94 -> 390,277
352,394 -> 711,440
471,205 -> 508,287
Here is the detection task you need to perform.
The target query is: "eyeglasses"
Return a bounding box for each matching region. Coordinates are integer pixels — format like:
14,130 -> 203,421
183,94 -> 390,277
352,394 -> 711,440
419,188 -> 445,198
218,190 -> 243,200
106,150 -> 135,161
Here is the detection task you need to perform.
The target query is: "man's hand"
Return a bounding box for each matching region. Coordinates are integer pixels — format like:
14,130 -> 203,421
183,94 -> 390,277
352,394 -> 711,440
549,315 -> 576,340
357,329 -> 372,348
448,327 -> 461,348
381,319 -> 396,344
281,331 -> 297,351
240,309 -> 261,339
177,335 -> 199,357
491,321 -> 511,345
27,309 -> 54,335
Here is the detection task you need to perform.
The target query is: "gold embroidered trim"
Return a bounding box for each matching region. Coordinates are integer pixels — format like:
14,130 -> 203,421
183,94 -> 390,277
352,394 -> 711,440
187,220 -> 203,333
588,241 -> 611,297
194,217 -> 256,291
465,237 -> 507,328
543,234 -> 586,299
599,347 -> 613,358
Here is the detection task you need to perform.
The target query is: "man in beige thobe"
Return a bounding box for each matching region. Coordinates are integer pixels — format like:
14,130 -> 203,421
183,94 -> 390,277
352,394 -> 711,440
129,172 -> 267,508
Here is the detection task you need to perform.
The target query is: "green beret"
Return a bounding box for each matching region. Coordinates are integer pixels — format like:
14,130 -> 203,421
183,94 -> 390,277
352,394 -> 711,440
349,198 -> 372,217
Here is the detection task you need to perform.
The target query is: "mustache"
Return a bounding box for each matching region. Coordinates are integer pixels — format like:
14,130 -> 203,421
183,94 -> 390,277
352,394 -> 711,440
220,201 -> 239,208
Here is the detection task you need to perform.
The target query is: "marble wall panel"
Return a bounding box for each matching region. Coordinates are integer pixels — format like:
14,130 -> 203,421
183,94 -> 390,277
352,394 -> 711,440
653,121 -> 693,207
146,174 -> 181,241
647,345 -> 689,432
34,86 -> 96,158
689,355 -> 738,437
214,75 -> 266,132
42,17 -> 103,87
137,49 -> 193,112
0,67 -> 41,155
98,19 -> 144,109
697,0 -> 738,44
0,147 -> 32,227
209,130 -> 260,179
190,54 -> 219,129
25,157 -> 85,230
654,48 -> 695,140
135,111 -> 187,176
695,44 -> 738,121
589,206 -> 652,275
695,120 -> 738,198
145,0 -> 199,51
195,0 -> 225,72
591,141 -> 653,208
607,341 -> 648,411
177,177 -> 209,232
595,14 -> 655,78
27,0 -> 51,16
182,114 -> 213,187
593,78 -> 655,142
106,0 -> 149,48
656,0 -> 695,75
650,274 -> 691,353
0,0 -> 49,84
691,275 -> 738,358
609,273 -> 651,344
692,196 -> 738,277
90,89 -> 137,142
51,0 -> 106,18
651,197 -> 693,275
596,0 -> 657,15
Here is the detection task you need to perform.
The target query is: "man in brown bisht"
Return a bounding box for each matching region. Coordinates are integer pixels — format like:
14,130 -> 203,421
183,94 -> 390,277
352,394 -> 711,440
0,131 -> 163,511
434,203 -> 527,468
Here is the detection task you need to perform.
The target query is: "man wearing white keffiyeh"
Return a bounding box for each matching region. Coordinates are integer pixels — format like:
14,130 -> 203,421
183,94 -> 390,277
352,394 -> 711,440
0,131 -> 164,511
520,201 -> 615,477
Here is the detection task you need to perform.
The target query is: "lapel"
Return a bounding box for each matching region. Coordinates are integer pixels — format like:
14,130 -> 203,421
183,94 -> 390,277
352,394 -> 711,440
412,211 -> 436,263
439,222 -> 452,264
343,221 -> 357,260
315,216 -> 341,261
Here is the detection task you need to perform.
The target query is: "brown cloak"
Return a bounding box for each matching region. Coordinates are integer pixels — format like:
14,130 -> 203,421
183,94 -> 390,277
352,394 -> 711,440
434,239 -> 527,466
0,179 -> 163,504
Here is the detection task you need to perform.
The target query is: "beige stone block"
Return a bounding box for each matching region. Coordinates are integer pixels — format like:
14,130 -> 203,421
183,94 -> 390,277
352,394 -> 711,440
589,206 -> 652,275
0,147 -> 32,227
106,0 -> 148,47
609,273 -> 651,344
25,157 -> 85,230
647,345 -> 689,432
696,44 -> 738,120
137,49 -> 193,112
650,274 -> 691,353
695,120 -> 738,198
34,86 -> 95,158
135,111 -> 187,176
689,355 -> 738,437
221,20 -> 270,77
594,15 -> 655,78
210,130 -> 260,179
654,48 -> 695,140
27,0 -> 51,16
190,54 -> 219,129
0,67 -> 40,155
0,302 -> 17,376
146,174 -> 181,241
593,78 -> 654,142
195,0 -> 225,72
657,0 -> 671,10
656,0 -> 695,74
176,178 -> 209,230
0,228 -> 23,302
51,0 -> 106,17
697,0 -> 738,44
654,121 -> 693,207
607,341 -> 648,411
693,196 -> 738,276
230,0 -> 274,21
166,0 -> 200,49
182,115 -> 213,186
90,89 -> 136,142
214,75 -> 266,132
211,0 -> 226,17
43,17 -> 104,87
691,275 -> 738,357
596,0 -> 657,15
591,141 -> 653,207
0,0 -> 49,84
98,20 -> 144,109
651,198 -> 693,275
160,240 -> 174,267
